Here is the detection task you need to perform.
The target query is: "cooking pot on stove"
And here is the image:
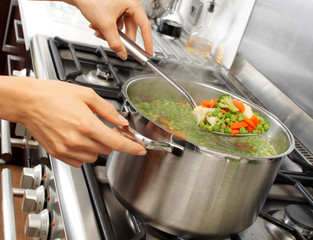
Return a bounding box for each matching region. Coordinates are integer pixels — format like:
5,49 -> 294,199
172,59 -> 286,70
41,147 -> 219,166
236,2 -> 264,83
106,75 -> 295,238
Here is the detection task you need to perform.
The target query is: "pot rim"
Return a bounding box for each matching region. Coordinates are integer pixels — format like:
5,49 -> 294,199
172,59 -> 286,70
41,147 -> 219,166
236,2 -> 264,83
122,74 -> 295,160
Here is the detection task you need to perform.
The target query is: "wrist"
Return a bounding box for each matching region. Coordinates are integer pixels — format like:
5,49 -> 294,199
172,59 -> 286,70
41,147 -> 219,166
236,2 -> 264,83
0,76 -> 37,124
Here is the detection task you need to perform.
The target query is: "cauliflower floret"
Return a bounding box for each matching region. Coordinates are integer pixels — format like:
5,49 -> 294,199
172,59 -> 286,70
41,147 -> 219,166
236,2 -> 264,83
206,116 -> 219,126
192,106 -> 214,125
243,103 -> 253,118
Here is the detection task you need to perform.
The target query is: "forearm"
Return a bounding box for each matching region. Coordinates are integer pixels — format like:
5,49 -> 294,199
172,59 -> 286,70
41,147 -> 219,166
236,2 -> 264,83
0,76 -> 33,123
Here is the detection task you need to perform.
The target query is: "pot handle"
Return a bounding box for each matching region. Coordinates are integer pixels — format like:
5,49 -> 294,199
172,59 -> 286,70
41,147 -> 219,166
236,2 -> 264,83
117,125 -> 184,157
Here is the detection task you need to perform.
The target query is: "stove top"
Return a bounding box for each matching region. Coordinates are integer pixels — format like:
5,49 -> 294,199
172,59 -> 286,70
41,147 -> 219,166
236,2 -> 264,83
30,34 -> 313,240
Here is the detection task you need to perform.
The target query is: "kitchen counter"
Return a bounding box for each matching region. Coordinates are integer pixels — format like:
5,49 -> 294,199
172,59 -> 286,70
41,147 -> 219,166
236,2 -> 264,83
18,0 -> 145,51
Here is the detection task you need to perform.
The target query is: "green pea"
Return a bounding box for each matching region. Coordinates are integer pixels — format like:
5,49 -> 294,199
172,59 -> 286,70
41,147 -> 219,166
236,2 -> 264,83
213,124 -> 220,132
257,124 -> 263,130
207,111 -> 213,117
199,122 -> 205,128
225,118 -> 230,123
225,112 -> 231,118
231,115 -> 237,122
240,127 -> 248,134
220,119 -> 225,124
212,111 -> 217,117
221,123 -> 226,129
224,127 -> 231,134
217,112 -> 223,119
237,116 -> 244,122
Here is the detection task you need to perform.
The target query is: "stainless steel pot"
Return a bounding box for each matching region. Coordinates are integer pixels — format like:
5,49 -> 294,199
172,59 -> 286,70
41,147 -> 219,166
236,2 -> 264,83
107,75 -> 295,238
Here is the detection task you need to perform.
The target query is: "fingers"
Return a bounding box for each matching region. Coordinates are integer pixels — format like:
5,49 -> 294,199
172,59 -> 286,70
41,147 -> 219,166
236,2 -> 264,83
124,15 -> 137,42
98,21 -> 128,60
132,6 -> 153,56
117,16 -> 124,30
80,88 -> 129,126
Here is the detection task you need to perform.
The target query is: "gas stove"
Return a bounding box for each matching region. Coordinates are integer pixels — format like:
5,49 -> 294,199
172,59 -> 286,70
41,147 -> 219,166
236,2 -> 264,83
18,33 -> 313,240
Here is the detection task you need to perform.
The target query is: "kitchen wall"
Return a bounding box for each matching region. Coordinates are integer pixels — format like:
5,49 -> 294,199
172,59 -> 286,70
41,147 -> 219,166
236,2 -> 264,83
238,0 -> 313,119
180,0 -> 313,118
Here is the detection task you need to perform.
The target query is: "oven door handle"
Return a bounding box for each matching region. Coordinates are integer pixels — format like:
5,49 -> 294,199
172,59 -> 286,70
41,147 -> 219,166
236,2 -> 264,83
1,120 -> 12,161
1,168 -> 17,240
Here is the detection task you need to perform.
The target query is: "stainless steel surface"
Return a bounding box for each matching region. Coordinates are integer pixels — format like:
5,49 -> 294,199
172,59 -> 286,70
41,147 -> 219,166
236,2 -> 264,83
25,209 -> 49,239
1,120 -> 12,161
11,138 -> 38,148
30,35 -> 102,240
22,185 -> 45,213
119,30 -> 197,108
12,187 -> 25,196
1,169 -> 17,240
50,157 -> 101,240
140,0 -> 175,18
107,75 -> 295,237
118,125 -> 184,156
229,55 -> 313,155
239,0 -> 313,120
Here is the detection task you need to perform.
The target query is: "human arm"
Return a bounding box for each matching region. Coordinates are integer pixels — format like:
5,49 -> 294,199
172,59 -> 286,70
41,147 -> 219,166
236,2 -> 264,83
0,76 -> 146,167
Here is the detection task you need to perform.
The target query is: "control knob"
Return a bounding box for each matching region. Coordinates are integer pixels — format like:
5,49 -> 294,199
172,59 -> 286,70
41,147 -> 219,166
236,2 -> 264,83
20,164 -> 42,189
49,210 -> 65,239
20,164 -> 55,190
22,185 -> 45,213
25,209 -> 49,240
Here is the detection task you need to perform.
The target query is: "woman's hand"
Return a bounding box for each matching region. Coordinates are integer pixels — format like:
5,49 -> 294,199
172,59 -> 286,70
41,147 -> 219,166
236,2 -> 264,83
0,76 -> 146,167
69,0 -> 153,59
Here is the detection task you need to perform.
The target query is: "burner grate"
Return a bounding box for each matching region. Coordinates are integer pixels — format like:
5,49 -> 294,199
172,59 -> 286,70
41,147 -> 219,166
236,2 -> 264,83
48,36 -> 128,101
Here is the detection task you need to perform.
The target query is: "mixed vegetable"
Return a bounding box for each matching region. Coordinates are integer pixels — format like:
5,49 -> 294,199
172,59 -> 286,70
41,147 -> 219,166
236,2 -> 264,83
193,94 -> 270,135
134,98 -> 276,157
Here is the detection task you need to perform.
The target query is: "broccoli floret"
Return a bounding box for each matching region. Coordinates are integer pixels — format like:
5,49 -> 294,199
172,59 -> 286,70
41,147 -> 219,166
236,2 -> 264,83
217,94 -> 239,113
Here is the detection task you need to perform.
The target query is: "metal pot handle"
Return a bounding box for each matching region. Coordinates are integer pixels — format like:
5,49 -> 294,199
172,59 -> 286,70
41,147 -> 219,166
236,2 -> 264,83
117,125 -> 184,157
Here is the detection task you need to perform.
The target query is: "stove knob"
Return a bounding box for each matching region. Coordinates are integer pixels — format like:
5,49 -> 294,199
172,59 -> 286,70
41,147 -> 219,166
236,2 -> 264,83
20,164 -> 42,189
46,186 -> 60,214
49,210 -> 65,239
22,185 -> 45,213
43,165 -> 55,190
25,209 -> 49,240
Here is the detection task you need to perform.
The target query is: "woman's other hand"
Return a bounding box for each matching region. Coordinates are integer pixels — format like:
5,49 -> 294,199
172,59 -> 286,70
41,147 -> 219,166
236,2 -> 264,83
0,76 -> 146,167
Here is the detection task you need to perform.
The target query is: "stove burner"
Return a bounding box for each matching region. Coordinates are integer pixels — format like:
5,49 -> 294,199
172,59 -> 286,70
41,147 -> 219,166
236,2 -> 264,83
96,64 -> 112,80
284,204 -> 313,237
82,64 -> 114,87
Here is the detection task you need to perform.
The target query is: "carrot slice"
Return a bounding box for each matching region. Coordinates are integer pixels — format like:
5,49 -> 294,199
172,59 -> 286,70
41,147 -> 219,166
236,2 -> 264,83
236,143 -> 253,151
250,114 -> 259,126
246,126 -> 253,132
232,99 -> 245,113
169,129 -> 186,138
231,129 -> 240,135
201,100 -> 211,108
230,121 -> 248,130
210,99 -> 218,108
244,117 -> 257,130
221,109 -> 228,114
201,99 -> 218,108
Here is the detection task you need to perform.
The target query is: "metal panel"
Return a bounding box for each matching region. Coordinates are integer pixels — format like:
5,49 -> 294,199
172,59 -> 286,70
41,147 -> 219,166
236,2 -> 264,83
239,0 -> 313,119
